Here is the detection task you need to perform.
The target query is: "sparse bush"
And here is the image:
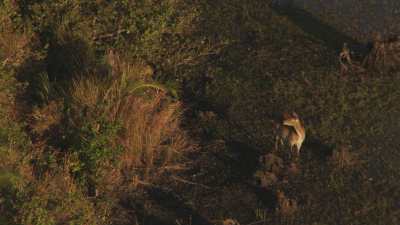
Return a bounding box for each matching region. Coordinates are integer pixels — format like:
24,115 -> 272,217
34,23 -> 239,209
18,169 -> 105,225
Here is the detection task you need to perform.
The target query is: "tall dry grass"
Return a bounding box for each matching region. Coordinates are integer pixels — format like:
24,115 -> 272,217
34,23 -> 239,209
69,50 -> 193,192
0,29 -> 30,67
117,93 -> 189,182
0,12 -> 36,69
0,16 -> 31,121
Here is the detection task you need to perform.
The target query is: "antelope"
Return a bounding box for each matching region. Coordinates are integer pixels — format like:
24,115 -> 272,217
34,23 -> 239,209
339,43 -> 352,74
274,112 -> 306,158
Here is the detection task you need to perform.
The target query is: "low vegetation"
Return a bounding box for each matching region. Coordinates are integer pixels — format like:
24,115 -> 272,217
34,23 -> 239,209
0,1 -> 399,225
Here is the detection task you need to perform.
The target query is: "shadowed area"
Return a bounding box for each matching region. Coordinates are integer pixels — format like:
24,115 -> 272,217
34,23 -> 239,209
271,3 -> 370,57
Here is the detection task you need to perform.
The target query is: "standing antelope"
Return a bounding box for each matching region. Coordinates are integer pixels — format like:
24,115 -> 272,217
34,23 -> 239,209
339,43 -> 352,74
274,112 -> 306,158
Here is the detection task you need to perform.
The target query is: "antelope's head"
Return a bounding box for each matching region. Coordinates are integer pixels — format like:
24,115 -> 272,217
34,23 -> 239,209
282,112 -> 301,126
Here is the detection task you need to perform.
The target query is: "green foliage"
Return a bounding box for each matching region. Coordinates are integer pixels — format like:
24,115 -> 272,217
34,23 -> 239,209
0,171 -> 22,224
69,116 -> 122,183
21,197 -> 55,225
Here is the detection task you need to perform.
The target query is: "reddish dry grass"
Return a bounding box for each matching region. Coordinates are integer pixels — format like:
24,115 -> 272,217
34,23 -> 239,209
0,17 -> 32,67
117,93 -> 190,183
276,190 -> 298,217
30,101 -> 63,136
69,50 -> 194,192
330,145 -> 359,170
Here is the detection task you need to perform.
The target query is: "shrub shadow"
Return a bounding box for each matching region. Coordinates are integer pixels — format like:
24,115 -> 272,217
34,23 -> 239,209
271,3 -> 369,57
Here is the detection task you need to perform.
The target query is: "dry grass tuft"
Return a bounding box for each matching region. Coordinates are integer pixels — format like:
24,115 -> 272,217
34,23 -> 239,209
223,218 -> 241,225
30,101 -> 63,137
118,93 -> 190,182
255,153 -> 284,188
69,50 -> 193,192
106,49 -> 154,80
276,190 -> 298,217
330,145 -> 359,169
0,148 -> 34,190
71,77 -> 106,110
0,16 -> 34,68
260,153 -> 284,174
254,170 -> 278,188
